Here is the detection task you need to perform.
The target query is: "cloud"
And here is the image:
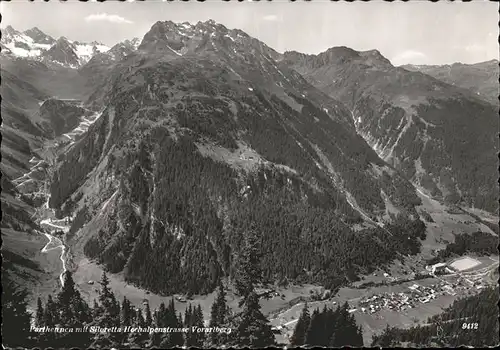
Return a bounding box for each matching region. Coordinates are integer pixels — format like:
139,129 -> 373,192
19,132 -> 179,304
262,15 -> 279,22
391,50 -> 428,66
85,13 -> 133,24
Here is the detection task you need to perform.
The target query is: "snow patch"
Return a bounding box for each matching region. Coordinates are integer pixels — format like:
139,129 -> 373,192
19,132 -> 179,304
166,44 -> 182,56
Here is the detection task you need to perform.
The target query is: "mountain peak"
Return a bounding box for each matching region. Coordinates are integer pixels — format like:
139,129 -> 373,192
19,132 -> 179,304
310,46 -> 360,67
2,25 -> 19,39
4,25 -> 17,33
295,46 -> 394,70
57,36 -> 70,43
43,37 -> 80,68
122,37 -> 141,50
24,26 -> 43,35
359,49 -> 393,68
54,36 -> 74,48
24,27 -> 55,44
195,19 -> 229,34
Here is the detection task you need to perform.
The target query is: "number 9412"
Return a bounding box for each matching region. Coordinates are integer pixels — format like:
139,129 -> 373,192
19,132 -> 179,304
462,323 -> 478,330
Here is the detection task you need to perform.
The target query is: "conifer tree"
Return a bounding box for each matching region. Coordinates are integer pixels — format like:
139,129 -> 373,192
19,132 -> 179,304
120,296 -> 133,327
92,299 -> 101,319
332,302 -> 363,347
57,272 -> 74,323
290,302 -> 310,346
128,308 -> 148,348
191,305 -> 206,347
35,297 -> 45,327
137,308 -> 145,326
209,282 -> 229,346
57,271 -> 90,328
305,308 -> 321,346
1,276 -> 34,348
92,272 -> 120,348
158,299 -> 184,348
145,301 -> 153,326
302,303 -> 364,348
151,302 -> 167,347
371,324 -> 396,347
235,227 -> 263,305
184,304 -> 195,347
170,312 -> 185,347
40,294 -> 57,347
97,272 -> 120,326
44,294 -> 57,327
236,291 -> 276,348
185,304 -> 193,327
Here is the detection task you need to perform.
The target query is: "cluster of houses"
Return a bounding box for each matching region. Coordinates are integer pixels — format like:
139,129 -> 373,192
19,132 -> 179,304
357,292 -> 415,314
354,280 -> 468,315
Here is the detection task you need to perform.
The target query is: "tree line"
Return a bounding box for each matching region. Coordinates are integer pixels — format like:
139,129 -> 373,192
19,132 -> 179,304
426,231 -> 498,265
290,301 -> 364,347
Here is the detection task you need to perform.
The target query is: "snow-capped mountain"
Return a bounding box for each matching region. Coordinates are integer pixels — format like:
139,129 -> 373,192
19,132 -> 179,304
1,25 -> 110,68
1,25 -> 53,57
85,37 -> 140,65
70,39 -> 110,66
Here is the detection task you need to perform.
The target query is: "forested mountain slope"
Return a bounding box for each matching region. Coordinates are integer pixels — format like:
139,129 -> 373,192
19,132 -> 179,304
49,21 -> 426,297
282,48 -> 499,213
402,59 -> 499,105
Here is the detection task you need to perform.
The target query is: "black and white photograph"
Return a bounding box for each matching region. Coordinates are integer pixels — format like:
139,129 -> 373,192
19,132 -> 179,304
1,0 -> 499,348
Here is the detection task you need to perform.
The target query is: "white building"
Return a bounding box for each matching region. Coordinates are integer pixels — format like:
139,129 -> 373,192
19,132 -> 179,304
430,263 -> 447,274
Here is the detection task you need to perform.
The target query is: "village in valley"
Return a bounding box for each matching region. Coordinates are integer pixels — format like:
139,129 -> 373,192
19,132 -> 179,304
353,255 -> 495,315
268,254 -> 498,343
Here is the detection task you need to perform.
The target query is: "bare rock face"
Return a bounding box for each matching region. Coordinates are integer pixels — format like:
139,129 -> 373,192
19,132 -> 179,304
42,37 -> 80,68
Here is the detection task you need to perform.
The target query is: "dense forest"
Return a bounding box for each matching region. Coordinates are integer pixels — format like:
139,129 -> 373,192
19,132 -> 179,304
415,98 -> 498,212
371,286 -> 499,347
81,130 -> 427,296
426,231 -> 498,265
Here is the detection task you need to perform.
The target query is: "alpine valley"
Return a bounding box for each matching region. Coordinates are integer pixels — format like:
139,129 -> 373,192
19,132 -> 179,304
1,21 -> 498,348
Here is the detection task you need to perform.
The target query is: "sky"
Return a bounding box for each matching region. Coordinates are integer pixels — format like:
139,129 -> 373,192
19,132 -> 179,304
1,0 -> 498,66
